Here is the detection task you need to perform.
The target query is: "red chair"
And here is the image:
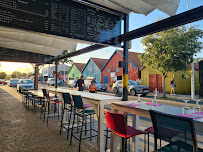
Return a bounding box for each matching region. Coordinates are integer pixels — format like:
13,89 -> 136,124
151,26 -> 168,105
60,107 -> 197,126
105,110 -> 148,152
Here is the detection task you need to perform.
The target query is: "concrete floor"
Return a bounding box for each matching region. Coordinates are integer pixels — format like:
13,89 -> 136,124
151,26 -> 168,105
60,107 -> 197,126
0,86 -> 98,152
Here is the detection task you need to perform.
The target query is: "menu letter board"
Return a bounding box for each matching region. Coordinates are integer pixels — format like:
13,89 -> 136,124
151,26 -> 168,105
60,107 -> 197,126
0,0 -> 121,46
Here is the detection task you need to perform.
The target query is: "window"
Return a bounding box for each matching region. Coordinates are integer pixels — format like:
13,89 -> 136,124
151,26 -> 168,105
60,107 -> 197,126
107,68 -> 110,73
115,67 -> 118,73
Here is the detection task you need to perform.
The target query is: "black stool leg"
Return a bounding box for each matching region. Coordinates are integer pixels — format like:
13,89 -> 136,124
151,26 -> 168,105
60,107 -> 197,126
58,103 -> 60,120
90,115 -> 92,141
67,107 -> 73,140
78,115 -> 84,152
47,102 -> 50,126
60,106 -> 64,135
70,111 -> 76,146
105,127 -> 108,152
148,133 -> 149,152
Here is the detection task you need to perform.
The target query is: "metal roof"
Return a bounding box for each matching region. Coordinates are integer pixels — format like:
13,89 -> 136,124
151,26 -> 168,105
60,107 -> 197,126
0,26 -> 79,56
88,0 -> 180,16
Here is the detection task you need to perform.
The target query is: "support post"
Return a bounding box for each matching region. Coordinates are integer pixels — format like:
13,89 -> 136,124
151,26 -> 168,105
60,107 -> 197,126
55,61 -> 58,89
34,64 -> 39,90
122,15 -> 129,101
191,62 -> 195,99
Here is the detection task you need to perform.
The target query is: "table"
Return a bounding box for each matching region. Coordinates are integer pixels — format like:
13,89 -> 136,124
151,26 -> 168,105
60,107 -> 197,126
46,87 -> 122,152
111,100 -> 203,152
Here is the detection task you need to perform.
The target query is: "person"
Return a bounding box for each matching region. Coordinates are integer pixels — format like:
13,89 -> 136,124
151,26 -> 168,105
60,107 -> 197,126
137,78 -> 141,84
75,75 -> 84,91
89,81 -> 96,93
171,78 -> 176,95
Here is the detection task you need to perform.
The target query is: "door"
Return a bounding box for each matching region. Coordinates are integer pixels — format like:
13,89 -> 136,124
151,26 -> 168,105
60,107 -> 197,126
149,74 -> 156,92
104,76 -> 109,84
149,74 -> 162,93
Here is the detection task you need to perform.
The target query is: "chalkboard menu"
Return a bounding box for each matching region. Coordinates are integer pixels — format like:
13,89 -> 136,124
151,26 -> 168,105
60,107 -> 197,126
0,0 -> 121,46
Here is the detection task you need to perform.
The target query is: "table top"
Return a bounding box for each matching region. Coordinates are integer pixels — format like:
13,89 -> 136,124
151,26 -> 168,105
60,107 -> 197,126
29,90 -> 55,98
46,87 -> 122,102
111,100 -> 203,123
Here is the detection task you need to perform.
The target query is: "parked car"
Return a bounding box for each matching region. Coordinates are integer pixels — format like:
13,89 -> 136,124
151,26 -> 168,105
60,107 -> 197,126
9,78 -> 19,87
112,80 -> 149,96
47,78 -> 60,86
17,79 -> 34,93
84,80 -> 107,91
68,80 -> 77,88
0,79 -> 7,85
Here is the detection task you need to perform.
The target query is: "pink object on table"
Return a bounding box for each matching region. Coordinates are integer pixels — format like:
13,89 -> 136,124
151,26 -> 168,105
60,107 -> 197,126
192,112 -> 203,115
145,102 -> 162,106
177,114 -> 203,119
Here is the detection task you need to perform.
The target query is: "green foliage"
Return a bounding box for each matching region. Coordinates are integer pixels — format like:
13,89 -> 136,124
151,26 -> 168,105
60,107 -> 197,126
21,73 -> 27,78
28,72 -> 33,77
0,72 -> 6,79
139,25 -> 203,76
11,71 -> 22,78
58,50 -> 73,64
6,76 -> 10,80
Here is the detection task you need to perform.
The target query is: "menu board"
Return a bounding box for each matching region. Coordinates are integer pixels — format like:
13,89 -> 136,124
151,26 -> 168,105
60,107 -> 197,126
0,0 -> 121,46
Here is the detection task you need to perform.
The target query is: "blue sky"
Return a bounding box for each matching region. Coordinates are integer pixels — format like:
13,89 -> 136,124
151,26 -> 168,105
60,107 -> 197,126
72,0 -> 203,63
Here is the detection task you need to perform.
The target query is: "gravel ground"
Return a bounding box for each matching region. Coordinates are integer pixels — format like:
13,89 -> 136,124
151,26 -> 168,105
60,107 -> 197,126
0,86 -> 97,152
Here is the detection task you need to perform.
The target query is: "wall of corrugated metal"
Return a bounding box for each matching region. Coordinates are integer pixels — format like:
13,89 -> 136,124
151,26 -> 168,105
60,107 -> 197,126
82,59 -> 101,82
102,51 -> 139,84
67,64 -> 81,81
141,67 -> 199,94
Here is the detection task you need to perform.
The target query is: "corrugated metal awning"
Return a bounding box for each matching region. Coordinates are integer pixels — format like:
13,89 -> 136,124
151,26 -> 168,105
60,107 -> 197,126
0,26 -> 80,56
88,0 -> 180,16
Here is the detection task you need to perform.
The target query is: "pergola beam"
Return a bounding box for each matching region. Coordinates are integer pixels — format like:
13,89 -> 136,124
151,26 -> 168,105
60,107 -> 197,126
52,5 -> 203,62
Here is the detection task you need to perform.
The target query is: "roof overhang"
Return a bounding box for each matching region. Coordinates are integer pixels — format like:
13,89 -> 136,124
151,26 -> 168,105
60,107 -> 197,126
88,0 -> 180,16
0,26 -> 80,56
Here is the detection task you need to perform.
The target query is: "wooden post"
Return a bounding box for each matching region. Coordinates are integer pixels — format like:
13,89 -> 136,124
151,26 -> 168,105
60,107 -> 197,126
34,64 -> 39,90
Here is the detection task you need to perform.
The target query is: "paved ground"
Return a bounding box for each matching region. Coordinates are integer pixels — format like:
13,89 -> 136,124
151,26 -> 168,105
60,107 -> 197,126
1,85 -> 203,152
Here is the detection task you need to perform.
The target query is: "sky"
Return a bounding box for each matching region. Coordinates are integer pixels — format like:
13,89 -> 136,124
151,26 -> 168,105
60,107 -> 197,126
0,0 -> 202,74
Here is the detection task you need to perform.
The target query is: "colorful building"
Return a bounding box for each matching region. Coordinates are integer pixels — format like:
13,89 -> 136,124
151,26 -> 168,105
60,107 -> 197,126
41,64 -> 70,82
141,63 -> 199,94
101,50 -> 143,84
68,63 -> 86,80
82,58 -> 108,82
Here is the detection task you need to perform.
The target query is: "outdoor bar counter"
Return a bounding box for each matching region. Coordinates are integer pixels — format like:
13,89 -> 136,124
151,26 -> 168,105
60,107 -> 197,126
45,87 -> 122,152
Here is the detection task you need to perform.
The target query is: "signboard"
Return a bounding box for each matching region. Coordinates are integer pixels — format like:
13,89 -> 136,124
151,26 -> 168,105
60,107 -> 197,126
0,0 -> 121,46
110,72 -> 116,78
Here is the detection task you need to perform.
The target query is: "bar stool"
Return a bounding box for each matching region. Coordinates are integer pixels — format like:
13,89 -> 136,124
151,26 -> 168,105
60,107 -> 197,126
46,92 -> 62,126
60,93 -> 73,139
105,110 -> 148,152
70,95 -> 97,152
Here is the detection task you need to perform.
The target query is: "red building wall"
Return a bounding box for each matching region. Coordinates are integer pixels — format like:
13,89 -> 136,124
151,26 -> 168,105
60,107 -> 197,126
102,51 -> 139,84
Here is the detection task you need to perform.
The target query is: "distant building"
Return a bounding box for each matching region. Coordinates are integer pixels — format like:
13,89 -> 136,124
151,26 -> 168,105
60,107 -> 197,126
41,64 -> 70,82
141,63 -> 199,94
101,50 -> 142,84
68,63 -> 86,80
82,57 -> 108,82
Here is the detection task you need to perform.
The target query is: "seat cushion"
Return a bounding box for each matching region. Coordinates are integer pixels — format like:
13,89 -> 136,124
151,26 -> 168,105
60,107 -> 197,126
76,110 -> 95,116
145,126 -> 181,139
84,104 -> 92,108
112,126 -> 147,138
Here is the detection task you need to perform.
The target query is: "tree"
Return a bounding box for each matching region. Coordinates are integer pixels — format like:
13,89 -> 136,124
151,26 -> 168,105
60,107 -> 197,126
11,71 -> 22,78
0,72 -> 6,79
21,73 -> 27,78
139,25 -> 203,97
58,50 -> 73,82
28,72 -> 33,77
